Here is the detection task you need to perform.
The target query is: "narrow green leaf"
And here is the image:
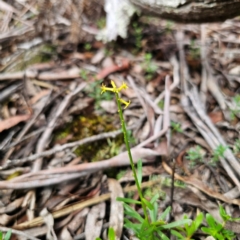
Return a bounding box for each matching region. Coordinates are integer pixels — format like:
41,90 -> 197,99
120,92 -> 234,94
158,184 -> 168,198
123,204 -> 144,223
108,227 -> 116,240
0,231 -> 2,240
206,213 -> 218,227
142,197 -> 154,210
195,212 -> 203,229
124,218 -> 141,233
170,230 -> 185,239
187,223 -> 196,237
162,219 -> 191,229
156,230 -> 170,240
3,230 -> 11,240
150,193 -> 159,204
149,201 -> 158,222
201,227 -> 213,235
137,160 -> 143,186
117,197 -> 141,205
219,205 -> 230,222
159,206 -> 171,221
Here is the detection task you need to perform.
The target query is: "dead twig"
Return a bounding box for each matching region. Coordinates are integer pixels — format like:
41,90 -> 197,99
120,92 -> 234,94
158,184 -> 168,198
14,178 -> 162,229
0,148 -> 160,189
136,75 -> 171,148
32,82 -> 86,172
0,226 -> 40,240
3,128 -> 128,170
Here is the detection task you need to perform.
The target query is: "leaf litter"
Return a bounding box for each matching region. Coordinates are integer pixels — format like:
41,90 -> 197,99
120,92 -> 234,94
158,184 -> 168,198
0,1 -> 240,239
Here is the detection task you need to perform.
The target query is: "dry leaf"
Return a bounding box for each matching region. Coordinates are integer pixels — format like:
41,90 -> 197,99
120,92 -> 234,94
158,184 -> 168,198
108,179 -> 124,240
0,115 -> 31,133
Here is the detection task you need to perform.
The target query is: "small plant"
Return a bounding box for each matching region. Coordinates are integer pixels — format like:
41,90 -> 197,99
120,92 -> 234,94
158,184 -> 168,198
162,177 -> 186,189
158,100 -> 164,110
96,17 -> 106,29
107,138 -> 120,156
0,230 -> 12,240
132,22 -> 143,51
233,139 -> 240,155
171,121 -> 183,133
79,69 -> 88,80
186,146 -> 204,167
101,81 -> 191,239
230,94 -> 240,119
142,53 -> 158,80
201,206 -> 237,240
189,40 -> 200,59
116,169 -> 127,180
84,43 -> 92,51
126,130 -> 136,145
211,144 -> 228,164
165,20 -> 174,34
96,227 -> 116,240
171,213 -> 204,240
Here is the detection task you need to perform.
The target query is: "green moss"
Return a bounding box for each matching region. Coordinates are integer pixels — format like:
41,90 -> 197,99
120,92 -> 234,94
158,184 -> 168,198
54,114 -> 123,162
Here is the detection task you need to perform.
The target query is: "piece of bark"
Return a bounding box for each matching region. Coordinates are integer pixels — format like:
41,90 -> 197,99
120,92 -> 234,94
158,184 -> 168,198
130,0 -> 240,23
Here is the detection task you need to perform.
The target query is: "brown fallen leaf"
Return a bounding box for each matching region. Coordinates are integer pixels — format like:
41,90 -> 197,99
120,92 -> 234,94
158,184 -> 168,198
30,90 -> 50,105
0,115 -> 31,133
208,111 -> 223,124
96,58 -> 130,80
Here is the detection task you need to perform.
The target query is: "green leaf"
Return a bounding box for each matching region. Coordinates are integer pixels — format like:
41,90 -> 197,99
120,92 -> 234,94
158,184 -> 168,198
162,219 -> 191,229
124,218 -> 141,233
142,197 -> 154,210
206,213 -> 218,227
156,230 -> 170,240
219,205 -> 231,222
3,230 -> 11,240
149,201 -> 158,222
159,206 -> 171,221
0,231 -> 2,240
171,230 -> 185,239
139,220 -> 155,238
186,213 -> 203,237
116,197 -> 141,205
215,223 -> 224,232
95,238 -> 101,240
137,160 -> 142,186
108,227 -> 115,240
150,193 -> 159,204
195,212 -> 204,229
201,227 -> 213,235
123,204 -> 144,223
4,230 -> 12,240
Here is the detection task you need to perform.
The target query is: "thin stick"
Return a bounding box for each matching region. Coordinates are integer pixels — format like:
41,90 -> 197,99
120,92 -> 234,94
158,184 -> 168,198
0,226 -> 40,240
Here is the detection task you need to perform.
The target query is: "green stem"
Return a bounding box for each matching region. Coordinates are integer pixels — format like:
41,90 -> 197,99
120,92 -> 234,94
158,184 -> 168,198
114,92 -> 149,223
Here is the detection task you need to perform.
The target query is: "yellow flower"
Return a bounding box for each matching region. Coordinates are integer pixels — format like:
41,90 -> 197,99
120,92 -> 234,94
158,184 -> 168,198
101,83 -> 115,94
119,98 -> 131,109
101,80 -> 131,109
118,82 -> 128,91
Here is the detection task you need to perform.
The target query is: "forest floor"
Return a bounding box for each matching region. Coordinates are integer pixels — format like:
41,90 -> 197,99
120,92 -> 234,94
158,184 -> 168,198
1,1 -> 240,240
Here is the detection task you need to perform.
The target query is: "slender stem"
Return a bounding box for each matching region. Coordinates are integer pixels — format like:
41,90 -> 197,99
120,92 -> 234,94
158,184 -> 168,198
114,92 -> 149,223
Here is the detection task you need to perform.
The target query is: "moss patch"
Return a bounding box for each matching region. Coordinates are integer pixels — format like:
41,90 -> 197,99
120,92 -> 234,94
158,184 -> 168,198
54,114 -> 123,162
